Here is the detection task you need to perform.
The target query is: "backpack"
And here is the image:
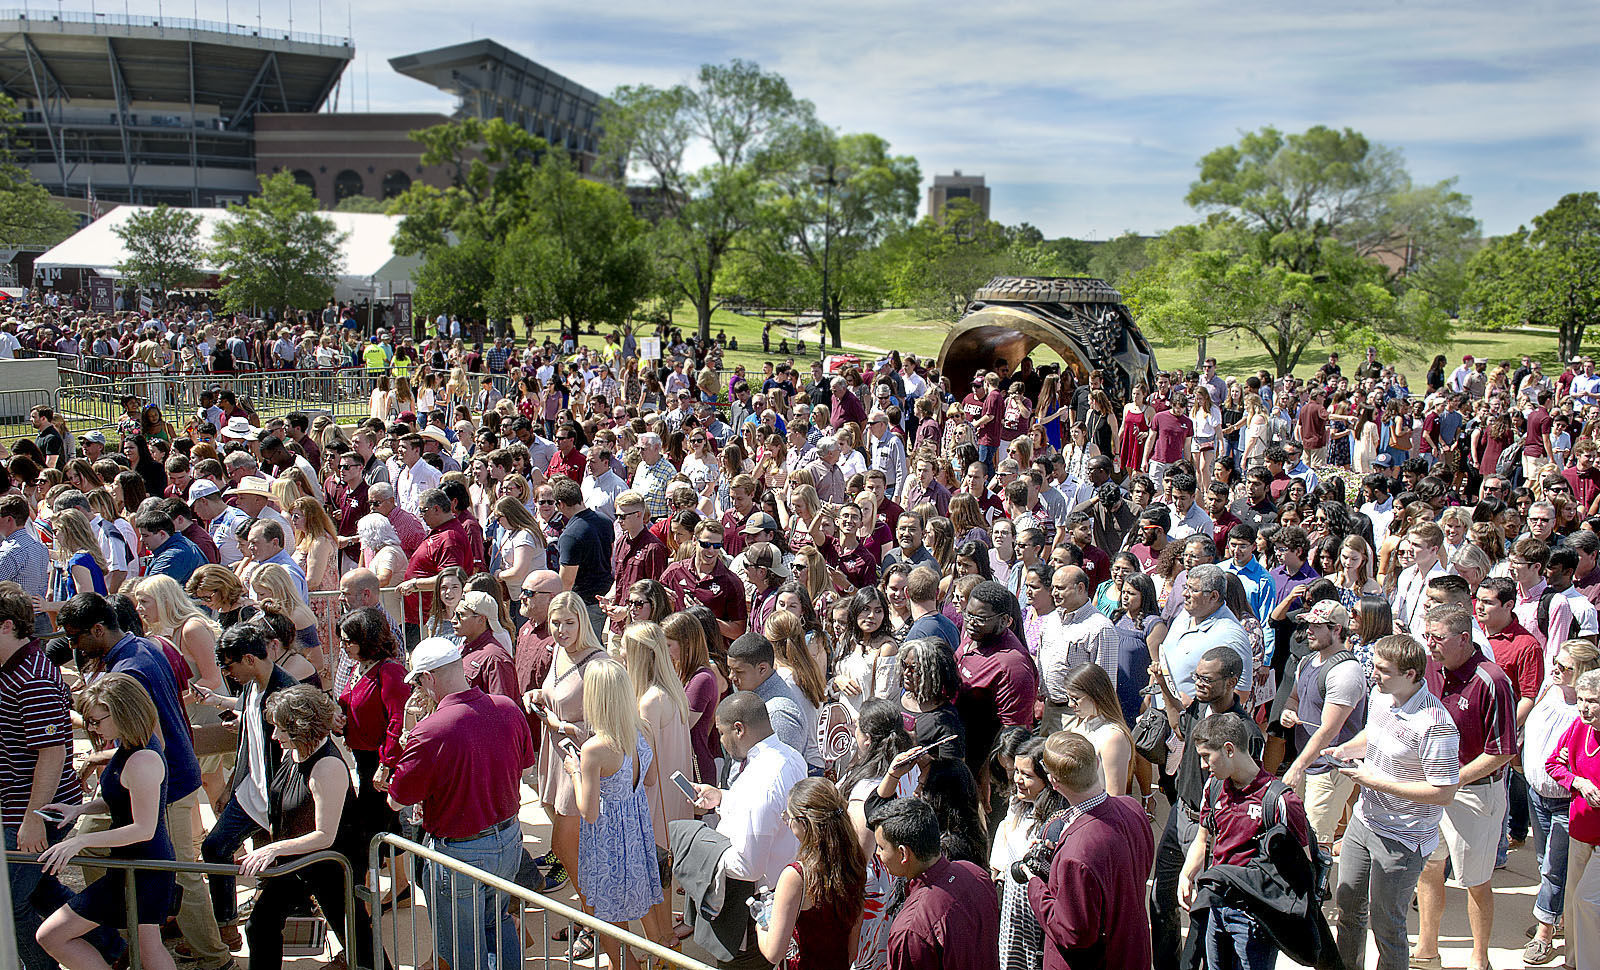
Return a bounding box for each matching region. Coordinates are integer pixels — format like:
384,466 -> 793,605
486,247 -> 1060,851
1538,587 -> 1558,640
94,517 -> 134,571
1204,776 -> 1332,902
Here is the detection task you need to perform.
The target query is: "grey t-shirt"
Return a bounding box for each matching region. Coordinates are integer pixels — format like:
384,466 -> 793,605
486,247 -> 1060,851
1294,651 -> 1367,773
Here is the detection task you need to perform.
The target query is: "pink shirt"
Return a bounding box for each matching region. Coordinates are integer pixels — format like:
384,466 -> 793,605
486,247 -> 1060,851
1548,718 -> 1600,845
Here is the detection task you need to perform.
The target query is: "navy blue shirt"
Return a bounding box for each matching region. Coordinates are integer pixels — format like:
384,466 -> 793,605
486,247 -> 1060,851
146,532 -> 207,587
906,611 -> 961,652
557,508 -> 615,602
105,633 -> 201,803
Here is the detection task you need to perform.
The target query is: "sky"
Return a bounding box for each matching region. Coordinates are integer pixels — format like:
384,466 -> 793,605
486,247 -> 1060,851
216,0 -> 1595,238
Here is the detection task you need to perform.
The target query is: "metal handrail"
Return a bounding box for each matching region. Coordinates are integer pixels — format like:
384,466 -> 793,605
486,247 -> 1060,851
371,832 -> 715,970
5,848 -> 357,970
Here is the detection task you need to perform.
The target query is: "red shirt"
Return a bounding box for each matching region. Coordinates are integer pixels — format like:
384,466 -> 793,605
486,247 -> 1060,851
977,390 -> 1006,447
1000,395 -> 1033,442
389,506 -> 427,557
1424,649 -> 1518,771
389,688 -> 535,839
456,512 -> 487,574
661,558 -> 749,627
1209,508 -> 1242,551
338,658 -> 411,768
546,446 -> 585,484
960,392 -> 986,432
1564,466 -> 1600,512
1027,796 -> 1155,970
1149,410 -> 1192,463
182,521 -> 220,565
402,519 -> 473,623
513,621 -> 554,746
461,629 -> 518,701
1201,769 -> 1310,868
1077,543 -> 1111,589
610,528 -> 669,630
720,507 -> 751,556
886,857 -> 999,970
1297,401 -> 1328,448
954,629 -> 1038,729
1485,618 -> 1544,701
1525,407 -> 1552,458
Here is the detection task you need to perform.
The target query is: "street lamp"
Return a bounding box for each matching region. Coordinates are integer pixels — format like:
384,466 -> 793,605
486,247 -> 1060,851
810,164 -> 841,360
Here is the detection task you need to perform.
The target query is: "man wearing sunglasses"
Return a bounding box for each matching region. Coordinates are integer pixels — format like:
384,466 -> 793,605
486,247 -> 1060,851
603,491 -> 667,636
662,520 -> 748,642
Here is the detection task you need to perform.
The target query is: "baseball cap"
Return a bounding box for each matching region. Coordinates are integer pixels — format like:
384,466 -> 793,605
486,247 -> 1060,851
741,512 -> 780,535
406,637 -> 463,683
1371,454 -> 1394,468
81,431 -> 106,445
1302,600 -> 1350,628
187,480 -> 221,502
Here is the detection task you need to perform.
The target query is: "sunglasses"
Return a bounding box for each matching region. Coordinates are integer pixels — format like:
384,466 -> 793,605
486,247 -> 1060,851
627,598 -> 650,608
538,499 -> 556,506
698,540 -> 723,550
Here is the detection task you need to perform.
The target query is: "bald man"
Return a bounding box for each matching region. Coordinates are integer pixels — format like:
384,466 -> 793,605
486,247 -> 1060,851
513,570 -> 564,740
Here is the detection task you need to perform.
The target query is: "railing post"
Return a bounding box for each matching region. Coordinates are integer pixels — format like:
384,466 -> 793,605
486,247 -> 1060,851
0,847 -> 19,970
123,863 -> 143,970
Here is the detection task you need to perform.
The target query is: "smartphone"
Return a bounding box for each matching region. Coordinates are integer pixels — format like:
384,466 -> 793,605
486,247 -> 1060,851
528,698 -> 549,719
669,770 -> 698,802
558,737 -> 581,759
1327,756 -> 1360,769
34,808 -> 65,824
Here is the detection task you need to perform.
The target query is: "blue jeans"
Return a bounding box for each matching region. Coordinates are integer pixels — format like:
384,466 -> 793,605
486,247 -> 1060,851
423,821 -> 524,970
1204,900 -> 1276,970
200,795 -> 264,923
977,444 -> 998,474
1530,789 -> 1571,924
7,823 -> 74,970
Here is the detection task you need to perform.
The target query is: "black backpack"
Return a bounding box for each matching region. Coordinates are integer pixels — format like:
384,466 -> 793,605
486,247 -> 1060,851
1204,776 -> 1332,902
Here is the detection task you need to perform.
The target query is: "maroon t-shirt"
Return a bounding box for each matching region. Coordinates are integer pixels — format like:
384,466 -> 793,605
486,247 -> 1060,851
960,392 -> 986,432
977,390 -> 1006,447
389,688 -> 535,839
661,559 -> 749,627
1525,407 -> 1552,459
1297,401 -> 1328,448
1149,410 -> 1193,463
610,529 -> 669,630
823,537 -> 880,590
1565,466 -> 1600,512
1201,768 -> 1311,868
719,507 -> 751,556
402,519 -> 473,623
1000,395 -> 1033,442
1424,649 -> 1518,770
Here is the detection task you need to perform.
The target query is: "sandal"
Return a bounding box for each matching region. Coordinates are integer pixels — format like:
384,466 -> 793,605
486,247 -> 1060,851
570,926 -> 595,960
1524,937 -> 1557,966
673,920 -> 694,942
379,886 -> 413,910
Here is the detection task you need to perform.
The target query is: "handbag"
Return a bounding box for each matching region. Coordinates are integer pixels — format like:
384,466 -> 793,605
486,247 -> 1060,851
1131,684 -> 1171,763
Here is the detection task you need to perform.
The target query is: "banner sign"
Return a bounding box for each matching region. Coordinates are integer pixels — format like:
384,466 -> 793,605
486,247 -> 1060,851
88,276 -> 114,313
393,293 -> 413,338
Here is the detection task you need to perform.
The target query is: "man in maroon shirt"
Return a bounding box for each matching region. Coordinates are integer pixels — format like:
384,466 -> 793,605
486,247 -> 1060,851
1065,512 -> 1109,589
164,498 -> 221,565
604,490 -> 668,635
1296,388 -> 1329,464
1523,390 -> 1553,481
1413,603 -> 1518,970
719,475 -> 758,557
395,488 -> 473,646
390,636 -> 535,970
455,591 -> 518,700
326,451 -> 370,567
1565,440 -> 1600,515
370,483 -> 425,557
975,372 -> 1006,472
544,423 -> 586,484
871,797 -> 998,970
830,375 -> 867,430
1203,482 -> 1242,551
661,520 -> 748,642
1475,578 -> 1545,724
959,371 -> 988,438
954,582 -> 1038,797
1144,391 -> 1193,489
1029,732 -> 1155,970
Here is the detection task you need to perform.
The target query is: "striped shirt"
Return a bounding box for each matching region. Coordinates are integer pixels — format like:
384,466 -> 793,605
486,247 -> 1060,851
0,526 -> 50,599
0,641 -> 81,827
1354,684 -> 1460,853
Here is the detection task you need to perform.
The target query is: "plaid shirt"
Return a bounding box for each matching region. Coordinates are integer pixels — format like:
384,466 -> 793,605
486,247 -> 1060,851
632,456 -> 679,520
0,526 -> 49,599
486,346 -> 511,373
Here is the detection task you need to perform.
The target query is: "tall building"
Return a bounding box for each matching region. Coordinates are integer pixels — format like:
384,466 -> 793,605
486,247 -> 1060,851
927,170 -> 990,223
0,10 -> 352,207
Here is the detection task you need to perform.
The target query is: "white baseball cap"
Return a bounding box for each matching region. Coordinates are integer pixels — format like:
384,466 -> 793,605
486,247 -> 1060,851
405,637 -> 462,683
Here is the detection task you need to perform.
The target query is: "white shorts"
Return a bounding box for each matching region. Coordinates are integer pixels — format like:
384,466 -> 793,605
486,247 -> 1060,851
1428,780 -> 1507,888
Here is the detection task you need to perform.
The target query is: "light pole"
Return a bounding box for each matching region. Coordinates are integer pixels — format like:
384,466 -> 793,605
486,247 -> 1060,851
811,164 -> 840,359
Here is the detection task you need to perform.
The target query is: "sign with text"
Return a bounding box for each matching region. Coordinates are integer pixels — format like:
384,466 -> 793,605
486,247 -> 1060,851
393,293 -> 413,339
88,276 -> 114,313
640,336 -> 661,361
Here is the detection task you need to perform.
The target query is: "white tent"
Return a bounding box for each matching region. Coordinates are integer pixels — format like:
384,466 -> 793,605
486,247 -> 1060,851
33,205 -> 420,302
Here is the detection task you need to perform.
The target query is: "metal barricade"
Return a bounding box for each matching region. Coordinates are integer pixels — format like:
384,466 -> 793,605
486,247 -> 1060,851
0,387 -> 54,440
371,832 -> 715,970
5,848 -> 359,970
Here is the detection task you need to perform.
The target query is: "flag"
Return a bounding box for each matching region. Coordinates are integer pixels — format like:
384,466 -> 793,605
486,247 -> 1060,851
87,179 -> 101,221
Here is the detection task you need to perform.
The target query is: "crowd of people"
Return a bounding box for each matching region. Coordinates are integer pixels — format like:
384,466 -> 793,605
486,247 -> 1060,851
3,314 -> 1600,970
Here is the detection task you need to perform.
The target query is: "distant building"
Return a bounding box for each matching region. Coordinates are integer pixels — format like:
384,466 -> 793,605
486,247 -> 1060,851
927,170 -> 990,223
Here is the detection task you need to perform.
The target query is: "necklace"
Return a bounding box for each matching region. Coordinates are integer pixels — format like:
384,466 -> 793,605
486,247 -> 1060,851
1585,729 -> 1599,760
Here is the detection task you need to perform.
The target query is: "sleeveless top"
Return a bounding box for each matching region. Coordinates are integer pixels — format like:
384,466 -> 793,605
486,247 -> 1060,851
103,737 -> 172,862
268,737 -> 360,861
785,861 -> 856,970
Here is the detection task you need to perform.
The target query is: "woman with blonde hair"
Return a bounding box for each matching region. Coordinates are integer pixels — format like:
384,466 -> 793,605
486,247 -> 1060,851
445,367 -> 471,409
492,495 -> 547,604
1058,662 -> 1134,795
566,658 -> 663,970
619,621 -> 693,949
780,483 -> 824,550
268,475 -> 305,516
529,591 -> 611,957
250,563 -> 324,673
791,544 -> 833,610
35,508 -> 106,617
36,674 -> 178,970
289,496 -> 340,648
766,609 -> 827,715
186,564 -> 260,630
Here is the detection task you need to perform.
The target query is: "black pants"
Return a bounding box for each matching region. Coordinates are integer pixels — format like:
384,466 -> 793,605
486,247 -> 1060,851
245,858 -> 384,970
1149,805 -> 1200,970
352,749 -> 401,843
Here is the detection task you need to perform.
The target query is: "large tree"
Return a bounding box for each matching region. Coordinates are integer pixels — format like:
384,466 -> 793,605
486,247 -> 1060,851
1127,126 -> 1460,374
602,59 -> 815,342
723,128 -> 920,347
113,204 -> 203,294
1465,192 -> 1600,361
488,155 -> 655,330
879,200 -> 1012,321
0,92 -> 75,246
210,171 -> 345,313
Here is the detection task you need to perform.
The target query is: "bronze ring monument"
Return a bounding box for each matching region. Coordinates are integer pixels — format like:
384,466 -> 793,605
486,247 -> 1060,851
937,276 -> 1160,406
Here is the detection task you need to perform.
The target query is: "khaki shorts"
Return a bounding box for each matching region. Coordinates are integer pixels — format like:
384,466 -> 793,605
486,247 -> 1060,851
1301,768 -> 1355,846
1428,780 -> 1506,888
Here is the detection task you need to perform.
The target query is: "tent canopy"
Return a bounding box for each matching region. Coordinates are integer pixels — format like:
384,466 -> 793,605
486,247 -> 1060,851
34,205 -> 420,297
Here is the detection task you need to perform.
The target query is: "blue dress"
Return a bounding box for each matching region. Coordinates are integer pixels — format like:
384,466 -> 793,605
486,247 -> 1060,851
576,735 -> 663,922
68,738 -> 175,928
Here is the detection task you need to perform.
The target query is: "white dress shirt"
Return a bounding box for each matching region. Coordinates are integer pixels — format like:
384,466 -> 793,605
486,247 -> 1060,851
581,470 -> 629,519
395,458 -> 442,516
716,734 -> 806,889
1037,602 -> 1122,702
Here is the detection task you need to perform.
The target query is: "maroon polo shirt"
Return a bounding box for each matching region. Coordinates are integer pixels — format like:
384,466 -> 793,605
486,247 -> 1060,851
661,558 -> 749,627
1201,768 -> 1311,868
514,620 -> 554,746
875,498 -> 903,537
401,519 -> 473,624
823,536 -> 879,591
1424,648 -> 1518,771
1297,400 -> 1329,448
1564,466 -> 1600,513
181,520 -> 220,565
461,629 -> 518,701
610,527 -> 669,630
1484,618 -> 1544,701
1209,507 -> 1242,551
886,856 -> 999,970
328,479 -> 370,541
456,512 -> 487,573
954,628 -> 1038,729
388,687 -> 535,839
